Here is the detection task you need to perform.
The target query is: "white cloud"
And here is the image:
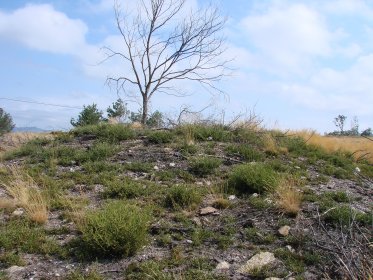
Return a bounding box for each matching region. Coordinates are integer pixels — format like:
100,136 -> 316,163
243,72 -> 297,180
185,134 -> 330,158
322,0 -> 373,17
0,4 -> 88,55
239,3 -> 332,75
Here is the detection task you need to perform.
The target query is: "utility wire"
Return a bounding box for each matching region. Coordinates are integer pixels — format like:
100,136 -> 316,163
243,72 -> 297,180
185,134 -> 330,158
0,97 -> 83,109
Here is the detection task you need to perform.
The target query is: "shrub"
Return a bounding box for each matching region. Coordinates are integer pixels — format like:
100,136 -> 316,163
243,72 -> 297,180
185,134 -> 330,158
72,123 -> 135,143
77,201 -> 150,258
189,156 -> 222,176
225,144 -> 264,162
0,108 -> 15,135
164,185 -> 202,210
229,163 -> 279,194
323,205 -> 372,227
0,219 -> 60,255
124,161 -> 153,173
147,130 -> 174,144
102,178 -> 147,199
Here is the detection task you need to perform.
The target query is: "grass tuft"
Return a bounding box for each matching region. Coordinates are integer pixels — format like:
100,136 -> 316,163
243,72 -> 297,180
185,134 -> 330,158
229,163 -> 279,194
275,178 -> 303,215
2,166 -> 48,224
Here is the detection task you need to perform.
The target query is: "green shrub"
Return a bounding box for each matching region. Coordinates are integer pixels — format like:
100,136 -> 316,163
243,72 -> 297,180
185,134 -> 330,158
124,161 -> 153,173
78,201 -> 150,258
102,178 -> 147,199
72,123 -> 135,143
229,163 -> 279,194
0,219 -> 61,255
189,157 -> 222,176
164,185 -> 202,210
225,144 -> 264,162
323,205 -> 372,227
147,131 -> 174,144
325,191 -> 349,203
178,124 -> 231,142
0,251 -> 25,268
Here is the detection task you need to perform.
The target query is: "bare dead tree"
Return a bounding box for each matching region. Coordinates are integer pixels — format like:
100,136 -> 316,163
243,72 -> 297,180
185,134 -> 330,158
104,0 -> 229,124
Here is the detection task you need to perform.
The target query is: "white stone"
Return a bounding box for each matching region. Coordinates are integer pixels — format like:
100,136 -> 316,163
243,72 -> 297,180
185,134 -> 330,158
216,261 -> 230,270
153,166 -> 159,170
252,193 -> 259,198
265,278 -> 282,280
200,206 -> 218,215
11,208 -> 24,217
239,252 -> 277,274
355,167 -> 361,173
169,162 -> 176,167
228,195 -> 236,200
286,245 -> 295,253
278,225 -> 291,236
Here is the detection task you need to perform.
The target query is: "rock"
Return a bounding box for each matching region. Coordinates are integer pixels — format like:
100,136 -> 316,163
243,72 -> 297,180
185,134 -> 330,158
252,193 -> 259,198
207,136 -> 213,141
265,278 -> 282,280
355,167 -> 361,173
238,252 -> 277,274
278,225 -> 291,236
5,266 -> 25,279
199,206 -> 218,215
304,271 -> 318,280
153,165 -> 159,171
228,195 -> 236,200
169,162 -> 176,167
216,261 -> 230,270
264,198 -> 273,204
186,239 -> 193,244
192,217 -> 202,226
11,208 -> 24,217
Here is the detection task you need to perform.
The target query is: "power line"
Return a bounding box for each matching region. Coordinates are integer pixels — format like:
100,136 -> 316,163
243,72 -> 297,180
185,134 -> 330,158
0,97 -> 83,109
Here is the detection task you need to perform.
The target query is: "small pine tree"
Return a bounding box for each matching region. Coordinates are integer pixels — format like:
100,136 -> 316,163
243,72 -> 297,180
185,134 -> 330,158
70,104 -> 105,127
107,98 -> 129,123
0,108 -> 15,135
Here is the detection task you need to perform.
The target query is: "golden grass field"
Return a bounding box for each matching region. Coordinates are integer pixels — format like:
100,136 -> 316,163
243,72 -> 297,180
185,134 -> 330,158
292,130 -> 373,163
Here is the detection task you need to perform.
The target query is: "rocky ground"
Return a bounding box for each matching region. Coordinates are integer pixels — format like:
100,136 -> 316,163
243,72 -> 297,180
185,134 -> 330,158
0,125 -> 372,280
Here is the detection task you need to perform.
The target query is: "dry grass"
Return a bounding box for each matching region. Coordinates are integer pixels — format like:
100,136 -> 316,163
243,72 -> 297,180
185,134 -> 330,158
0,198 -> 16,210
275,178 -> 303,215
292,129 -> 373,163
0,132 -> 53,157
2,166 -> 48,224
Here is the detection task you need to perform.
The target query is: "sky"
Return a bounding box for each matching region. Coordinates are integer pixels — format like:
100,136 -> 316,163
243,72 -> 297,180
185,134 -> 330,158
0,0 -> 372,133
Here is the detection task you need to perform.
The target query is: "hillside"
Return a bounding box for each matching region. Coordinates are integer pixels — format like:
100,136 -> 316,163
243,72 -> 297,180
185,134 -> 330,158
0,123 -> 372,280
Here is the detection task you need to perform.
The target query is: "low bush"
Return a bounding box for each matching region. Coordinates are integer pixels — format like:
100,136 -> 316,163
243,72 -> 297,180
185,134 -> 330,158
0,219 -> 61,255
72,123 -> 135,143
189,157 -> 222,176
77,201 -> 150,258
147,130 -> 174,144
102,178 -> 147,199
228,163 -> 279,194
225,144 -> 264,162
164,185 -> 202,210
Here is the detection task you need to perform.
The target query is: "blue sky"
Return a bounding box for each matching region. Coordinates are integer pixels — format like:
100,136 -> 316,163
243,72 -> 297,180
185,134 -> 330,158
0,0 -> 372,133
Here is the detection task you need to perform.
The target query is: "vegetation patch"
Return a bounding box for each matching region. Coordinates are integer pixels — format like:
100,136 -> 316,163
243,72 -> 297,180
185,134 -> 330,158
76,201 -> 150,258
189,156 -> 222,176
164,185 -> 202,210
229,163 -> 279,194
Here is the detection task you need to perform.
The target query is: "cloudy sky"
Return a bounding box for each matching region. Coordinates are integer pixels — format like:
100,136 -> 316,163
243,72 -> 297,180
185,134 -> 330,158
0,0 -> 372,132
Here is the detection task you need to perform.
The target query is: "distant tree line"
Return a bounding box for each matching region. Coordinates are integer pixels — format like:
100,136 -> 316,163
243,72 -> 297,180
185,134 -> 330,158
328,114 -> 372,136
70,98 -> 164,128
